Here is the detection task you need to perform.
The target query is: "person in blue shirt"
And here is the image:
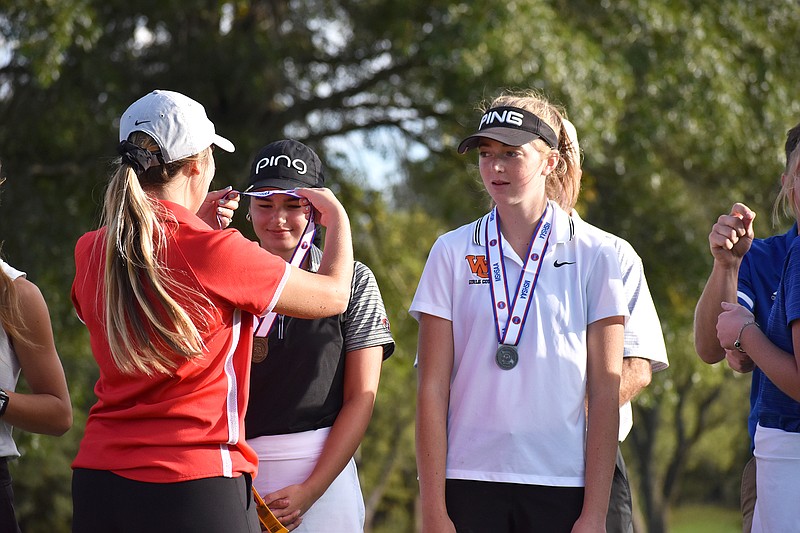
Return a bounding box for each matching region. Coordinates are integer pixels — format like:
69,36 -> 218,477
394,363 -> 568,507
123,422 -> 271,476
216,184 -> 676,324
716,139 -> 800,532
695,122 -> 800,533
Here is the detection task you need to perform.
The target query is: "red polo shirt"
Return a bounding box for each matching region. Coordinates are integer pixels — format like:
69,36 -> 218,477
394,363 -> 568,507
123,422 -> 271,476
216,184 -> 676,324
71,200 -> 289,483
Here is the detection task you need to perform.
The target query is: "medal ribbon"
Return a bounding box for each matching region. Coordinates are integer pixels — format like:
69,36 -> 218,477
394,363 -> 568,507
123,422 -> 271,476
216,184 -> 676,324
485,203 -> 553,347
242,188 -> 304,200
252,199 -> 316,338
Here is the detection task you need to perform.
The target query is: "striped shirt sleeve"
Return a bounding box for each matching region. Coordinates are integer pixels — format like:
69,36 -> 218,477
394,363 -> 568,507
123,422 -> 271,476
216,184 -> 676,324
343,261 -> 395,358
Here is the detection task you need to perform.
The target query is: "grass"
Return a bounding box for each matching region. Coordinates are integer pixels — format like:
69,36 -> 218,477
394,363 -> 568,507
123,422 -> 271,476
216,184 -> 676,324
670,504 -> 741,533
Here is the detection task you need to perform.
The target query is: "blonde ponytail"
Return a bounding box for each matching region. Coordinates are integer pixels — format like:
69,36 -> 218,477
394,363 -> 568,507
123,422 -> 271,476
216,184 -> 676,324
102,132 -> 215,376
0,257 -> 35,349
0,171 -> 35,349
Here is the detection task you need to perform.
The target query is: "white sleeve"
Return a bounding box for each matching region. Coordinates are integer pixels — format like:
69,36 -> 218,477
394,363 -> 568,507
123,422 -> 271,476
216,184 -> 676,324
409,236 -> 454,323
614,238 -> 669,372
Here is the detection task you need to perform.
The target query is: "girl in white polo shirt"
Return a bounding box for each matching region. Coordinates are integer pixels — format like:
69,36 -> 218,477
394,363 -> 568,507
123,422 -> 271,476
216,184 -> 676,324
411,90 -> 628,533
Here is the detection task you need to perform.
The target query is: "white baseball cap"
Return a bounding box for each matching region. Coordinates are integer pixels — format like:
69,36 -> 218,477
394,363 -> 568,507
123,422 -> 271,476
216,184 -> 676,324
561,118 -> 581,167
119,90 -> 235,163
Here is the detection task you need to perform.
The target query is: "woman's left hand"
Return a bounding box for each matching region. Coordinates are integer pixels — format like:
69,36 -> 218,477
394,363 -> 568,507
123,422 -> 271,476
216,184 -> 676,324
716,301 -> 755,350
265,483 -> 318,529
264,496 -> 302,531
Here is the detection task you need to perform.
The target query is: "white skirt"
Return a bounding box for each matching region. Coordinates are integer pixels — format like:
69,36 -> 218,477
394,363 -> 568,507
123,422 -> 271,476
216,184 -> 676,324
751,423 -> 800,533
248,428 -> 365,532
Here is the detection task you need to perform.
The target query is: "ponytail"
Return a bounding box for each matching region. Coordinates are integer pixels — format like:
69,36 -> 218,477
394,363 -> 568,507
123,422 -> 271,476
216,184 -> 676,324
0,258 -> 35,349
552,114 -> 581,212
102,132 -> 215,376
0,170 -> 35,350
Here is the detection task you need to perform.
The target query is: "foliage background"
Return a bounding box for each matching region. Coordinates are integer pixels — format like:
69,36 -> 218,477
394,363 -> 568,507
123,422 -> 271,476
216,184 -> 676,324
2,1 -> 800,531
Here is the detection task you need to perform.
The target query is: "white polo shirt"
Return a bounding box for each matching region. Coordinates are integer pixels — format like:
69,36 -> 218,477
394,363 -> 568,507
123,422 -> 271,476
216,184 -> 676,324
410,201 -> 628,487
574,213 -> 669,442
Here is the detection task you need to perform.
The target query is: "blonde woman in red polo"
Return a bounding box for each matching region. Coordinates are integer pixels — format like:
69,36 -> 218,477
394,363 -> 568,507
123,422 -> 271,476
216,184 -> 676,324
70,90 -> 353,533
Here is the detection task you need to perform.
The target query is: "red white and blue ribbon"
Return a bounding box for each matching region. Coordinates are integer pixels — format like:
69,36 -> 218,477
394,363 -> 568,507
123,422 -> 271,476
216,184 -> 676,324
242,188 -> 304,199
485,203 -> 553,347
250,190 -> 316,337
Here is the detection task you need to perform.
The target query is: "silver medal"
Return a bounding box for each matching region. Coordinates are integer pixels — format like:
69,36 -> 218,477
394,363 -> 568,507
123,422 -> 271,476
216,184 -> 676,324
495,344 -> 518,370
485,206 -> 553,372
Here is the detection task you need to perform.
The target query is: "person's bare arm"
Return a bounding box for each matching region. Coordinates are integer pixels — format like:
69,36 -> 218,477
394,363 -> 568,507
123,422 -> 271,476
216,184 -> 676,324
718,302 -> 800,401
273,188 -> 353,318
416,314 -> 457,533
694,204 -> 755,363
574,316 -> 624,533
619,357 -> 651,407
4,278 -> 72,435
266,346 -> 382,524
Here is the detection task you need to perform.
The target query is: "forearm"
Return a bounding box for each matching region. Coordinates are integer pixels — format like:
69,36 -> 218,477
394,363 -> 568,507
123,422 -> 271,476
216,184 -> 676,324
3,391 -> 72,435
619,357 -> 651,407
416,389 -> 450,519
9,278 -> 73,436
315,211 -> 354,310
301,395 -> 375,501
581,318 -> 623,526
416,314 -> 454,525
582,391 -> 620,524
695,261 -> 740,363
739,325 -> 800,401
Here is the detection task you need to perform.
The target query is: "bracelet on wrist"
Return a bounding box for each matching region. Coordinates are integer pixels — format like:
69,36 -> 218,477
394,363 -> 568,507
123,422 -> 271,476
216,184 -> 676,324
0,389 -> 8,418
734,320 -> 759,354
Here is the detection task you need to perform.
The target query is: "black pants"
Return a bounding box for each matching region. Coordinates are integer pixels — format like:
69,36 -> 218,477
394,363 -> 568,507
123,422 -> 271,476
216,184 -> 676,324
72,469 -> 260,533
606,447 -> 633,533
0,458 -> 21,533
445,478 -> 584,533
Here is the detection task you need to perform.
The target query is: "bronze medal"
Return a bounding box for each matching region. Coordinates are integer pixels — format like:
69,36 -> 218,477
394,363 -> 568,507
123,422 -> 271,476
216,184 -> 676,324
252,337 -> 269,363
495,344 -> 518,370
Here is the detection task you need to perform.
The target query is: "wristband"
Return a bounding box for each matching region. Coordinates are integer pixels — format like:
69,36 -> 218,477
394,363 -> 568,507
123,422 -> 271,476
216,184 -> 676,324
734,321 -> 758,354
0,389 -> 8,418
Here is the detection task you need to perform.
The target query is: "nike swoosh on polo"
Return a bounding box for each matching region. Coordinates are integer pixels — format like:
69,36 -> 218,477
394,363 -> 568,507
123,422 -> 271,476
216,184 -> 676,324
134,120 -> 151,125
553,260 -> 576,267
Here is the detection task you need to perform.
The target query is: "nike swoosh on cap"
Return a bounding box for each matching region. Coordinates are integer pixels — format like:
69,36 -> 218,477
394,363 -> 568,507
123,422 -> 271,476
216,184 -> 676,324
134,120 -> 151,125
